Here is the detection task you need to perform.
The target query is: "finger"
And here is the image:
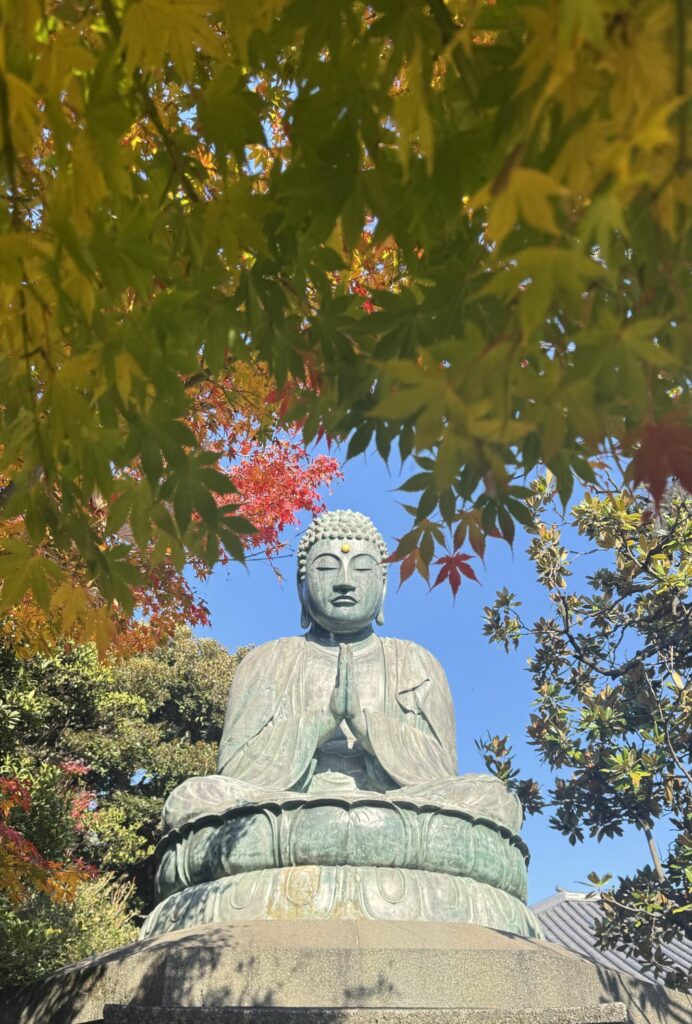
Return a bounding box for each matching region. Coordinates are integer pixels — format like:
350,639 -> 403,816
337,643 -> 349,685
339,643 -> 352,675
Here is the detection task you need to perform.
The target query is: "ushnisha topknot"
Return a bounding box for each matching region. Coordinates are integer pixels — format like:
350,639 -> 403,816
297,510 -> 389,580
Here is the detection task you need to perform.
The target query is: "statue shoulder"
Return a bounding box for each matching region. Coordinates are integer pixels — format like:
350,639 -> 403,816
381,636 -> 448,681
234,636 -> 305,679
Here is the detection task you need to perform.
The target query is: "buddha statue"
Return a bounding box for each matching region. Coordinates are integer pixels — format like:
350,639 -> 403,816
141,510 -> 541,940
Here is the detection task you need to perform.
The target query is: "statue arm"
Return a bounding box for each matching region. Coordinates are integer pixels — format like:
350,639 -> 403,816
216,640 -> 338,790
364,709 -> 457,786
218,710 -> 335,789
360,640 -> 458,786
403,644 -> 458,757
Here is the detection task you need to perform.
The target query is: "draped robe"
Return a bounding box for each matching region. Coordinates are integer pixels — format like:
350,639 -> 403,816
162,634 -> 521,834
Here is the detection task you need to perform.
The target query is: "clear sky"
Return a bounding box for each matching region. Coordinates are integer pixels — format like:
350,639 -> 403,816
193,445 -> 654,905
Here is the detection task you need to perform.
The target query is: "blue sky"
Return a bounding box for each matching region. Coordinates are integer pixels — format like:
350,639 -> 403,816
193,445 -> 656,905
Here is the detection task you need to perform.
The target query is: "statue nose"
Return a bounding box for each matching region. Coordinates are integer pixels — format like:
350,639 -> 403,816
333,581 -> 356,593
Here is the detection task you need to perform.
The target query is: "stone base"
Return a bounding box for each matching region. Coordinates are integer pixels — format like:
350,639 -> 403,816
103,1007 -> 627,1024
2,921 -> 689,1024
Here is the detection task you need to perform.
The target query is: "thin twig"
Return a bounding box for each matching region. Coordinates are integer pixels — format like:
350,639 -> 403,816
641,669 -> 692,791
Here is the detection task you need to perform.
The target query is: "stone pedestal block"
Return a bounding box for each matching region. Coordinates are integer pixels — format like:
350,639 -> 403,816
1,921 -> 689,1024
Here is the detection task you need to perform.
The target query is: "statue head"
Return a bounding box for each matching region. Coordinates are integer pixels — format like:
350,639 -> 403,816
297,510 -> 388,637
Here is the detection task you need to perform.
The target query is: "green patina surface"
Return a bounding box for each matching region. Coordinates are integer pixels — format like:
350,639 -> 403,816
142,511 -> 541,938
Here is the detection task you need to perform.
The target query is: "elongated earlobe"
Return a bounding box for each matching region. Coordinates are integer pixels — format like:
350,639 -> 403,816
376,609 -> 384,627
300,607 -> 310,630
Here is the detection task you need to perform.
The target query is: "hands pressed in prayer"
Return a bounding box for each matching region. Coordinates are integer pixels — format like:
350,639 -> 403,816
329,643 -> 349,721
330,643 -> 368,743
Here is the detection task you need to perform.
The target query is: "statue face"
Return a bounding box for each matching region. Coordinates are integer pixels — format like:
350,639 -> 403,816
301,537 -> 385,635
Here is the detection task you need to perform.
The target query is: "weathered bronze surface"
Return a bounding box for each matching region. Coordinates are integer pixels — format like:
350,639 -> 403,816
142,510 -> 541,938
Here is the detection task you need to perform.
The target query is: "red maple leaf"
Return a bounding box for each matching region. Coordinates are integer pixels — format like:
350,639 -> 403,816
629,414 -> 692,507
432,553 -> 479,599
397,551 -> 417,590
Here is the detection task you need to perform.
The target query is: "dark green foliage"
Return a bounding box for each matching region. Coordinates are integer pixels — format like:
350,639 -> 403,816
0,875 -> 138,993
480,482 -> 692,991
1,628 -> 247,914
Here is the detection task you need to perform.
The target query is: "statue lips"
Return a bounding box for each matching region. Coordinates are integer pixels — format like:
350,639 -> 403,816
331,596 -> 357,606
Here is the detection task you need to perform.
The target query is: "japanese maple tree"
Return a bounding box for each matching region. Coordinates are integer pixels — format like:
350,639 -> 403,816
0,629 -> 244,988
0,1 -> 690,618
1,355 -> 338,653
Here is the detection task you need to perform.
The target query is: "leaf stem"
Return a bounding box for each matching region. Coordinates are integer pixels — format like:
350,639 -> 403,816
427,0 -> 478,103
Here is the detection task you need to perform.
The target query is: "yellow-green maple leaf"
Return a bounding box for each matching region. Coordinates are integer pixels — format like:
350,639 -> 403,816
120,0 -> 220,77
475,168 -> 568,248
221,0 -> 289,63
393,40 -> 434,174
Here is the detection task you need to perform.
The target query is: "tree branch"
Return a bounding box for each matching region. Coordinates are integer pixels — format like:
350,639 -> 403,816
134,77 -> 200,205
555,591 -> 686,682
602,891 -> 670,920
101,0 -> 199,205
639,821 -> 667,884
641,669 -> 692,791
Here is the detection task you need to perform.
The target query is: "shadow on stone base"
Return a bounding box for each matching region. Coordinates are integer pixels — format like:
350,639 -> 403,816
1,921 -> 689,1024
104,1007 -> 628,1024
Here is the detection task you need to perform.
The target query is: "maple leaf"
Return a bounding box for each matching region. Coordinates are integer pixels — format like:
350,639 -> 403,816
628,415 -> 692,507
453,511 -> 486,561
394,547 -> 432,589
0,774 -> 92,906
398,551 -> 417,589
473,169 -> 568,248
432,553 -> 479,599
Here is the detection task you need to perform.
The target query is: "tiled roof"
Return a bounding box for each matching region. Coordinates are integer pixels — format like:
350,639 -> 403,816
531,890 -> 692,986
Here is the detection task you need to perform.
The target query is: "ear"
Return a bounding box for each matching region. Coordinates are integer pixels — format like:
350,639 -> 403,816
298,576 -> 311,630
375,575 -> 387,627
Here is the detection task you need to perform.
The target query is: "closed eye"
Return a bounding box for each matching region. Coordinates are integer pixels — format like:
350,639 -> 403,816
351,555 -> 377,572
